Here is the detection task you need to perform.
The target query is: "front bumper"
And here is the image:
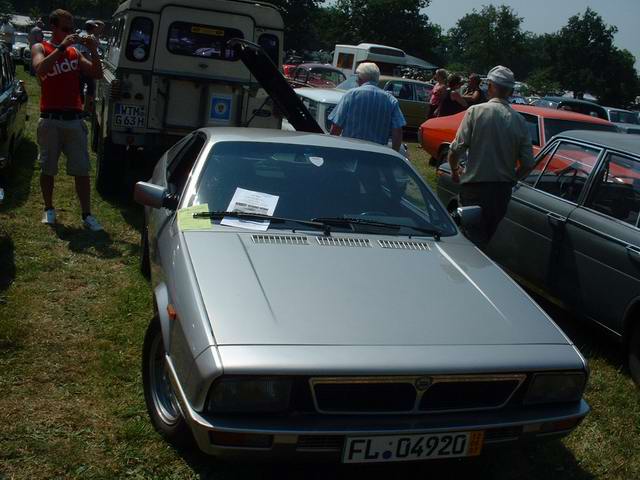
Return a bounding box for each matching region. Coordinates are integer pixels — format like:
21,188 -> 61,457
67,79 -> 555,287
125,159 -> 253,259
166,356 -> 590,460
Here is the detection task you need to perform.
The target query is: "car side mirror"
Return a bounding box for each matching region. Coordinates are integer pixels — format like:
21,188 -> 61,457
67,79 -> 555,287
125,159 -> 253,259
134,182 -> 179,210
454,206 -> 483,227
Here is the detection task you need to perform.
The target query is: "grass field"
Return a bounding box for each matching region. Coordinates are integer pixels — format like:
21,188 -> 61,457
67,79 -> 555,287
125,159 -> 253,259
0,68 -> 639,479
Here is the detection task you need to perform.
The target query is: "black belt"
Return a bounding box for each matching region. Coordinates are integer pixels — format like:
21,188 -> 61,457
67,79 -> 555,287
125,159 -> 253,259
40,112 -> 84,121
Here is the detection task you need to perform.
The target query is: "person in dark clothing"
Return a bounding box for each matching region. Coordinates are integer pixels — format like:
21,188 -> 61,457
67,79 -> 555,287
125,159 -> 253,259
436,74 -> 467,117
447,66 -> 535,249
462,73 -> 487,107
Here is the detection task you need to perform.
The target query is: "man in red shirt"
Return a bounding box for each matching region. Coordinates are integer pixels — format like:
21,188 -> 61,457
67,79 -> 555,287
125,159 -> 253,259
31,9 -> 104,231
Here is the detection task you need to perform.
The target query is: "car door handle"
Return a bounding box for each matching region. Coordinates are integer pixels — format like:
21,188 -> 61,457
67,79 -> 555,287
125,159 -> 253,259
627,246 -> 640,260
547,212 -> 567,228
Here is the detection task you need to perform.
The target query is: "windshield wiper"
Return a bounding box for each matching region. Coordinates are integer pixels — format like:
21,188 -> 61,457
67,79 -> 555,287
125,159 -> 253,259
312,217 -> 442,241
193,211 -> 331,235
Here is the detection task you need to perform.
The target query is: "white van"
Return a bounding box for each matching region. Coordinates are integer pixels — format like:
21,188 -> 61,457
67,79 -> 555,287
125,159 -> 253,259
333,43 -> 436,79
94,0 -> 283,193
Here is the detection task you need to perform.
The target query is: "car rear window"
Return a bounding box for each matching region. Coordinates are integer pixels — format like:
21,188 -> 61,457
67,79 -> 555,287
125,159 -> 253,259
609,110 -> 639,125
415,84 -> 431,103
544,119 -> 617,140
307,68 -> 345,88
167,22 -> 243,60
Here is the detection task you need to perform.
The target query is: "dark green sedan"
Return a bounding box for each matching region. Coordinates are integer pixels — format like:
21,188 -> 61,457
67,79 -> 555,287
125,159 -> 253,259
437,130 -> 640,385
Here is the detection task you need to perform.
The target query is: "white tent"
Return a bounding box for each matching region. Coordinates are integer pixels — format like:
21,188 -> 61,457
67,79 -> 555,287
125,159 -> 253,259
10,14 -> 33,30
405,54 -> 438,70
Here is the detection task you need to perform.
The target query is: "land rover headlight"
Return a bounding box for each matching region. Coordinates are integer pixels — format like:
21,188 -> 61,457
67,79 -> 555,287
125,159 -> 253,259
207,377 -> 292,413
524,372 -> 586,405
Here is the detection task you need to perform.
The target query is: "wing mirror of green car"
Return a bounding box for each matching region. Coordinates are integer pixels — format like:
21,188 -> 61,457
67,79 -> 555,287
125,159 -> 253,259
134,181 -> 179,210
454,206 -> 483,228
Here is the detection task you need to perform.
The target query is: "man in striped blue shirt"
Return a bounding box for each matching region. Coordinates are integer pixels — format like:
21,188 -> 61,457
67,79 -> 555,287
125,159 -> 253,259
328,63 -> 406,151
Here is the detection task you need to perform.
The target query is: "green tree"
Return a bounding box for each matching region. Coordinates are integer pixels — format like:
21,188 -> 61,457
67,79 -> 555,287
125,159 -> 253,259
446,5 -> 530,77
268,0 -> 326,51
554,8 -> 638,106
526,68 -> 562,95
325,0 -> 442,65
597,48 -> 640,107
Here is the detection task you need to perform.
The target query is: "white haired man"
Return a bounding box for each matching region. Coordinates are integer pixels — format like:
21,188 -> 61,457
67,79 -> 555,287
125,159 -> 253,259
328,63 -> 406,151
447,65 -> 535,249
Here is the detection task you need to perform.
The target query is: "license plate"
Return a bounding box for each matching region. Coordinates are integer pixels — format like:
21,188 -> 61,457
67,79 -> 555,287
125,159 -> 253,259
114,103 -> 145,128
342,431 -> 484,464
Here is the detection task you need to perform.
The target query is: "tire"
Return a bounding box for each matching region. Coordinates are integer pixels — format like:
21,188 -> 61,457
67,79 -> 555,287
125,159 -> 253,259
629,323 -> 640,387
140,226 -> 151,279
96,136 -> 125,195
436,147 -> 449,167
142,317 -> 193,446
428,146 -> 449,167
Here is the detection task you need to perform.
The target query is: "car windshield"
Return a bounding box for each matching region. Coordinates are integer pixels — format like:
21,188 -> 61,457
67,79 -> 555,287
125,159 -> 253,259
544,119 -> 617,139
190,141 -> 457,236
15,32 -> 27,43
609,110 -> 639,124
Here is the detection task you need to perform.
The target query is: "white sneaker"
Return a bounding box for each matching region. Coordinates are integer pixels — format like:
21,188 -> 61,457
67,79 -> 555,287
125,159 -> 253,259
42,209 -> 56,225
83,215 -> 103,232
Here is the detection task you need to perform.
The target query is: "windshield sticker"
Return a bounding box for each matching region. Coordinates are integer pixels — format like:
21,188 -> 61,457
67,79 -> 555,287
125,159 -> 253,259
309,156 -> 324,167
221,188 -> 279,231
177,203 -> 212,231
191,26 -> 225,37
210,95 -> 233,123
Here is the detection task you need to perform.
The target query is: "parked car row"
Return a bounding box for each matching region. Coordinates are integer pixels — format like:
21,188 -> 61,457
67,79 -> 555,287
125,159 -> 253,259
529,96 -> 640,135
0,45 -> 29,202
419,104 -> 618,166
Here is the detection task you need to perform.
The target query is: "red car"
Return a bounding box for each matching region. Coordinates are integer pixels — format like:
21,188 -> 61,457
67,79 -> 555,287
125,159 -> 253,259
287,63 -> 347,89
419,105 -> 617,166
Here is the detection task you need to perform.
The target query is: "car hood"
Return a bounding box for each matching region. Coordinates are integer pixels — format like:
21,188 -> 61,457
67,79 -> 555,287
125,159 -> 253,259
183,231 -> 570,347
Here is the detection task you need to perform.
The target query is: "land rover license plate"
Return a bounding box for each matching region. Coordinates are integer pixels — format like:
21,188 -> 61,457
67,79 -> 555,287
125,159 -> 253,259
114,104 -> 145,128
342,431 -> 484,464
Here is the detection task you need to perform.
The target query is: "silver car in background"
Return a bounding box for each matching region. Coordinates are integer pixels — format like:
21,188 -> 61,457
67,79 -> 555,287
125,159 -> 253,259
135,127 -> 589,463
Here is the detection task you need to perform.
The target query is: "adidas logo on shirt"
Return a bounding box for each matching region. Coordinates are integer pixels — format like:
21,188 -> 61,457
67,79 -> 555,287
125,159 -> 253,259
43,57 -> 79,79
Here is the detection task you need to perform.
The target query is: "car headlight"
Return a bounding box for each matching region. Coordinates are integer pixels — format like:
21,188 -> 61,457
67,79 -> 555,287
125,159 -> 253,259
524,372 -> 586,405
207,377 -> 292,413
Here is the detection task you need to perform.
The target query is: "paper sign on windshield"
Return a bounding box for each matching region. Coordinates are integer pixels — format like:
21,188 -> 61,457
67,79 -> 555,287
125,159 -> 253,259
177,203 -> 212,231
221,188 -> 279,231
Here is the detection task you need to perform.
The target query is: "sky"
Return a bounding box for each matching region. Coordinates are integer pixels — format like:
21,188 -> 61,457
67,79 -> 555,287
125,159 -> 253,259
426,0 -> 640,69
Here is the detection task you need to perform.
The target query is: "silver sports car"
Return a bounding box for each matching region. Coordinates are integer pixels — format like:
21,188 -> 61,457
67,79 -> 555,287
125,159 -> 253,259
135,127 -> 589,463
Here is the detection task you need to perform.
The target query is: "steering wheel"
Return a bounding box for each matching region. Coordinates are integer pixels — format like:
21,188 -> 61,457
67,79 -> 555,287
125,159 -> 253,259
557,169 -> 579,199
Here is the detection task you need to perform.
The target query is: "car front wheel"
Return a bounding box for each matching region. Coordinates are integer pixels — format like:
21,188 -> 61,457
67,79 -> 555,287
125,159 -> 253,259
629,322 -> 640,387
142,317 -> 192,445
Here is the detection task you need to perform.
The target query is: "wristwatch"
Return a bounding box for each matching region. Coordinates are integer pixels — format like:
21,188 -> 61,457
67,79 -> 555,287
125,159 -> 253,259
56,44 -> 67,53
